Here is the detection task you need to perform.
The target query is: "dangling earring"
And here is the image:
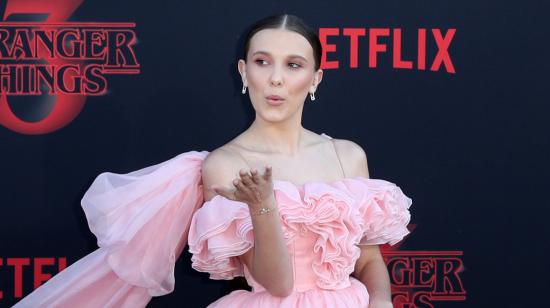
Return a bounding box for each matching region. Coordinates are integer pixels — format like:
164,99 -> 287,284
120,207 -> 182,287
242,85 -> 247,94
310,92 -> 316,101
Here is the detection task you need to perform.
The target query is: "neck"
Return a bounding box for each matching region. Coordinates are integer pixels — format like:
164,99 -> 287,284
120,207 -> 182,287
247,115 -> 305,156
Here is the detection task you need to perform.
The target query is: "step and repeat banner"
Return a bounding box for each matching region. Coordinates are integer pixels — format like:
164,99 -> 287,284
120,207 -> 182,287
1,0 -> 547,307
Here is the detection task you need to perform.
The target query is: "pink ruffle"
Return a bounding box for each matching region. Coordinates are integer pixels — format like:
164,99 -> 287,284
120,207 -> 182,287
187,176 -> 412,290
276,181 -> 364,290
187,196 -> 254,279
348,178 -> 412,246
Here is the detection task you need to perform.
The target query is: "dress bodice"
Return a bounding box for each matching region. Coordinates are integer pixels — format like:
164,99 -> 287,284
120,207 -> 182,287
243,223 -> 355,293
188,176 -> 412,292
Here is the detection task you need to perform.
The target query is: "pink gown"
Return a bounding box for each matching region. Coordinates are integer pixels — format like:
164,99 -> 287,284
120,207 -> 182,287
13,140 -> 412,307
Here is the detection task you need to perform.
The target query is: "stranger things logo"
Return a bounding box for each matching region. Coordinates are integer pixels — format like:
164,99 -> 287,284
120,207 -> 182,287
0,0 -> 139,135
382,226 -> 466,308
0,22 -> 139,96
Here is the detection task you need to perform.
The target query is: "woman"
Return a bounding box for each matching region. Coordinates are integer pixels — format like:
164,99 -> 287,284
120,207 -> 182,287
14,14 -> 411,308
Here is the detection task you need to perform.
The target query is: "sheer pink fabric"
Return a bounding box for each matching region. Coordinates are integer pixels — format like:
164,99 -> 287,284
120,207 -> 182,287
13,148 -> 412,308
13,151 -> 208,307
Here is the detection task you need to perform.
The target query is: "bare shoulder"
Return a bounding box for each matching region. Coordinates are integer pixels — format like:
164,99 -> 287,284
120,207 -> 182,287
331,138 -> 370,178
201,145 -> 248,201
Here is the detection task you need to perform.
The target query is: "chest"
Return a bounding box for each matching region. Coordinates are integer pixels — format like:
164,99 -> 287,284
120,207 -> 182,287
239,144 -> 345,185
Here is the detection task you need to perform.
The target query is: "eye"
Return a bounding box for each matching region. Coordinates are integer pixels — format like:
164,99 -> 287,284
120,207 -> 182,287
288,63 -> 301,69
255,59 -> 268,66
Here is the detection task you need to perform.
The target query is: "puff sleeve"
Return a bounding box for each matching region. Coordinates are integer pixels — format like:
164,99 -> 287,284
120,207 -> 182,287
348,178 -> 412,246
14,151 -> 208,308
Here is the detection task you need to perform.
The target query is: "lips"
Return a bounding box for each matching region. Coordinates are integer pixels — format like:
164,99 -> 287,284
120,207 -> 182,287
265,95 -> 285,106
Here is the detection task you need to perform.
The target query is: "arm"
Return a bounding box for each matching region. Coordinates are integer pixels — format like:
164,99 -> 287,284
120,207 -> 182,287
353,245 -> 393,308
336,139 -> 393,307
201,149 -> 293,297
238,192 -> 294,297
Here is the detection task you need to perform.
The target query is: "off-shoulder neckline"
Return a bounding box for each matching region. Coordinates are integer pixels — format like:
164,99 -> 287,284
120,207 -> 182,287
272,176 -> 371,189
202,133 -> 373,190
205,176 -> 377,204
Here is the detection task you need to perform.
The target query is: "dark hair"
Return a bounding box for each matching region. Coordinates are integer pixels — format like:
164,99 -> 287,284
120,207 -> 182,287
242,14 -> 322,71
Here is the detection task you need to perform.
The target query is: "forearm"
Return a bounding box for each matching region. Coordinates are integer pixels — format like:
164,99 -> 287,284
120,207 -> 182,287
249,198 -> 293,296
357,257 -> 393,306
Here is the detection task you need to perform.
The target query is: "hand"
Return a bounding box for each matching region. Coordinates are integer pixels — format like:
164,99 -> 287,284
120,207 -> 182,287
211,166 -> 274,208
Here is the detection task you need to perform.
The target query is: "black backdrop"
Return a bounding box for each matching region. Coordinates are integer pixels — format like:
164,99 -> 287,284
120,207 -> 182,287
1,0 -> 548,307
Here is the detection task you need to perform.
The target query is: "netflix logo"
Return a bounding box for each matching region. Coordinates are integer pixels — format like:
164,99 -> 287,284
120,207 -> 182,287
319,28 -> 456,73
0,257 -> 67,300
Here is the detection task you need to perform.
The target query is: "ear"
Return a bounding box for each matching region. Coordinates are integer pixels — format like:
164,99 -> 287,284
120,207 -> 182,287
309,69 -> 323,93
238,59 -> 247,86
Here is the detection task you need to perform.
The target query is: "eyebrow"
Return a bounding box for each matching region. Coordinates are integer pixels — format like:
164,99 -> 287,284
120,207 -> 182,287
251,51 -> 308,62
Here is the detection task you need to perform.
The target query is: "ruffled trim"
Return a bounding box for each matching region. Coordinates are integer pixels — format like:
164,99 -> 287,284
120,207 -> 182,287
275,177 -> 411,289
187,196 -> 254,280
274,181 -> 364,289
351,178 -> 412,246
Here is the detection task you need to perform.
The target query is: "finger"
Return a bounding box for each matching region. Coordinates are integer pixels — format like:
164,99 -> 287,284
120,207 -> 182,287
263,165 -> 272,181
238,169 -> 251,183
233,178 -> 252,195
238,168 -> 248,177
239,169 -> 254,186
250,168 -> 261,184
211,185 -> 236,201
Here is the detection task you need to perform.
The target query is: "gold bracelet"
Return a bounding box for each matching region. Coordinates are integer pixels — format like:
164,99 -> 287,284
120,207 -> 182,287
250,206 -> 274,216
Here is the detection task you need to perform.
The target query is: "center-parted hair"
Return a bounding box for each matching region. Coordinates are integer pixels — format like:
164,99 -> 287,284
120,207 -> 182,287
242,14 -> 323,71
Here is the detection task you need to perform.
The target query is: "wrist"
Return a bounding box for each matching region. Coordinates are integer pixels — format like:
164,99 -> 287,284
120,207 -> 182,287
249,197 -> 276,215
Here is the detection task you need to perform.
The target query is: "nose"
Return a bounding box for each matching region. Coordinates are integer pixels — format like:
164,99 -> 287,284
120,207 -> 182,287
269,66 -> 283,87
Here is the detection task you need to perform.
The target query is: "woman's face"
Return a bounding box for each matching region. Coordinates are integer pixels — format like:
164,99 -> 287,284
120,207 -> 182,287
238,28 -> 323,123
